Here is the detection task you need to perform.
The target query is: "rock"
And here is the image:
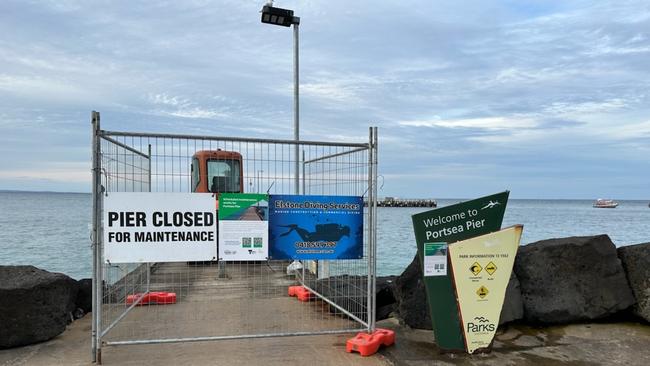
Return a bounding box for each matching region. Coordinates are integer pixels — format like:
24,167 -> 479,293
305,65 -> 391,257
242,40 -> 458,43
76,278 -> 92,314
0,266 -> 79,349
376,276 -> 397,321
618,242 -> 650,322
377,304 -> 396,320
393,255 -> 432,329
499,272 -> 524,325
376,276 -> 397,308
73,308 -> 85,320
514,235 -> 635,324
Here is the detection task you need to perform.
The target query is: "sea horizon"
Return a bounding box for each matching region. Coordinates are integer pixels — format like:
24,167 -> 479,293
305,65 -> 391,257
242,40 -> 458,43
0,189 -> 647,202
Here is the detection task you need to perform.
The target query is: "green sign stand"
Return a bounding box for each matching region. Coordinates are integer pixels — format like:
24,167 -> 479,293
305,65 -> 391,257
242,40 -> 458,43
411,191 -> 509,351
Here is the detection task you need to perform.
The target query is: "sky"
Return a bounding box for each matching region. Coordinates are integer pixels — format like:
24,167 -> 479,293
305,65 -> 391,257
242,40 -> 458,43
0,0 -> 649,199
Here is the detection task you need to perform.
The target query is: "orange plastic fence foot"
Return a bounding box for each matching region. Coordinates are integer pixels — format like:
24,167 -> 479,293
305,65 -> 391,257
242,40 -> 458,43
346,328 -> 395,356
288,285 -> 300,296
288,286 -> 313,302
126,291 -> 177,306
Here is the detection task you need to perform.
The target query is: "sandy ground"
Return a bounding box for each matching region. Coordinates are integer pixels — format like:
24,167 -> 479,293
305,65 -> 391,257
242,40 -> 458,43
377,317 -> 650,366
2,315 -> 649,365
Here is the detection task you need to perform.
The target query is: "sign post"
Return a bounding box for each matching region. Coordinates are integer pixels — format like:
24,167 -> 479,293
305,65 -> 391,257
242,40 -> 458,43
411,191 -> 510,351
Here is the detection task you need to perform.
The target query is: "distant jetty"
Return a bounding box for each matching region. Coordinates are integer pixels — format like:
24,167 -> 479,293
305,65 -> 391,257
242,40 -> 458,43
366,197 -> 437,207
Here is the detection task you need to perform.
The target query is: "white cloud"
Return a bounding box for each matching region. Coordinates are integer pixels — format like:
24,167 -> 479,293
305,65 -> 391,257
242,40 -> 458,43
543,98 -> 629,116
599,119 -> 650,140
147,93 -> 230,119
399,116 -> 538,130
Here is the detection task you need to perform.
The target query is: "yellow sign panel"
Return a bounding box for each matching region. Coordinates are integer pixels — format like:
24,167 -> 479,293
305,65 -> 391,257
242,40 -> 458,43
449,225 -> 523,354
485,261 -> 497,275
476,285 -> 489,298
470,262 -> 482,276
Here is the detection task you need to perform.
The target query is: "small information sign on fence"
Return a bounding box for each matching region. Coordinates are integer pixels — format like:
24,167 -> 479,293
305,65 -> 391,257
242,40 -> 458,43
218,193 -> 269,261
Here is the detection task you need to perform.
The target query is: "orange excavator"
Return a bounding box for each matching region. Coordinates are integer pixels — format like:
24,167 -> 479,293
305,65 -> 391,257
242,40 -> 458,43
190,149 -> 244,198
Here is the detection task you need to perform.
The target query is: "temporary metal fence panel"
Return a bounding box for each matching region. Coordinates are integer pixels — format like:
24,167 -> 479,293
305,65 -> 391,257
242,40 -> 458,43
91,112 -> 378,362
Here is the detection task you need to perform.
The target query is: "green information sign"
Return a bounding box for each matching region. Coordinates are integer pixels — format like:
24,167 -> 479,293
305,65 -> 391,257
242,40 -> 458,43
411,191 -> 509,351
218,193 -> 269,261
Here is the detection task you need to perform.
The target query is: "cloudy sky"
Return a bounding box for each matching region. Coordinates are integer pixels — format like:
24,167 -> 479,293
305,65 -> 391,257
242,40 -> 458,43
1,0 -> 648,199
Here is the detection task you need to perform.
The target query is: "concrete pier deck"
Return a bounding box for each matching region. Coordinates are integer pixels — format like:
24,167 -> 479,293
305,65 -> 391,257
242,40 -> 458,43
0,314 -> 387,365
102,261 -> 364,344
3,314 -> 649,365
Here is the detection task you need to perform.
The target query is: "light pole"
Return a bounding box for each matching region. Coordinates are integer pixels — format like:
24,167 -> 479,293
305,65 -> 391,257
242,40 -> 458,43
261,3 -> 300,195
256,169 -> 264,193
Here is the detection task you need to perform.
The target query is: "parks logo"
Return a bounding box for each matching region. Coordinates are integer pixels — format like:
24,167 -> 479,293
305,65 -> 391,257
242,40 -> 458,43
466,316 -> 495,333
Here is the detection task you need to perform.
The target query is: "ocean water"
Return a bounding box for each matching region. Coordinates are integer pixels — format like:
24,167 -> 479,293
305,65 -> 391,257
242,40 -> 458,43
0,192 -> 91,280
1,192 -> 649,279
377,199 -> 650,276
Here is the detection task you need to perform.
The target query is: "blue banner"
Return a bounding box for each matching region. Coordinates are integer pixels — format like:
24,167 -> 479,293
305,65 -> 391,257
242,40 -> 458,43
268,195 -> 364,260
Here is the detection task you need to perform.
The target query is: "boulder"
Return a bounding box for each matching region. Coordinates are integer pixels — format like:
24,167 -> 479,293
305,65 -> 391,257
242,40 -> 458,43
376,276 -> 397,307
618,242 -> 650,322
76,278 -> 92,314
499,272 -> 524,325
0,266 -> 79,349
376,276 -> 397,320
377,303 -> 396,320
393,255 -> 431,329
514,235 -> 635,324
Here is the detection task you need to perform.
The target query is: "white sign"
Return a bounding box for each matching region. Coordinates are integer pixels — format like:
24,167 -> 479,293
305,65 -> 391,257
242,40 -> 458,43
103,192 -> 217,263
219,220 -> 268,260
423,242 -> 447,277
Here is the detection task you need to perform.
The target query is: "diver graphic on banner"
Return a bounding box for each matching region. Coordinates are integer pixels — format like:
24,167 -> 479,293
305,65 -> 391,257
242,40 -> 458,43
268,195 -> 363,260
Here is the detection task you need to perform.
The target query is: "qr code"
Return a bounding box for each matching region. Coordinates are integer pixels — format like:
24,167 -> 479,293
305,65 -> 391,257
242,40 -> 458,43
253,237 -> 263,248
242,237 -> 252,248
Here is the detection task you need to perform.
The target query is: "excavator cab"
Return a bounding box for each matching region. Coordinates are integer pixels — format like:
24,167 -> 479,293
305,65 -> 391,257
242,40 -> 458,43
191,149 -> 243,195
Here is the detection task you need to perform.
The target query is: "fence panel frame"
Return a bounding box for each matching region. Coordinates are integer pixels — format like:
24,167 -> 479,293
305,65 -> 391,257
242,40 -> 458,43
91,115 -> 378,363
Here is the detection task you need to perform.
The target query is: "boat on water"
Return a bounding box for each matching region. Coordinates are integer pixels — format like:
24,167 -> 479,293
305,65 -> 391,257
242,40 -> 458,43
593,199 -> 618,208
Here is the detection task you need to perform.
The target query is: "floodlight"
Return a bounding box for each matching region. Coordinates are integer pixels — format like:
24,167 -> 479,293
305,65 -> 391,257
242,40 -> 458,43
261,5 -> 298,27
